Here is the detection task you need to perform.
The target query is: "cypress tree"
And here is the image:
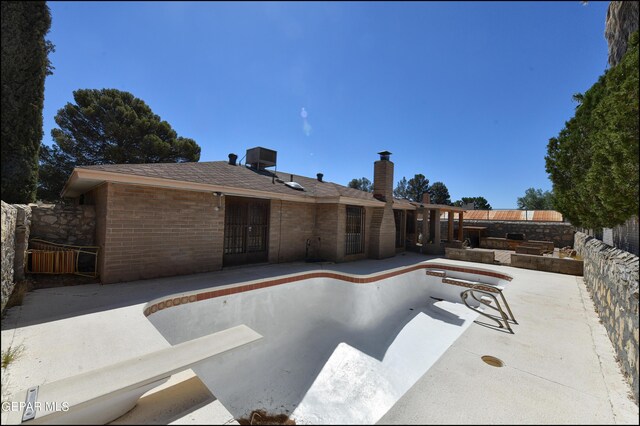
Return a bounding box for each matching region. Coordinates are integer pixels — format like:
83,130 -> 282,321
546,32 -> 639,228
1,1 -> 54,203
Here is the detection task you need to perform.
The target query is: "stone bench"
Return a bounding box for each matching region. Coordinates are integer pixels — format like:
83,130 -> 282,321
4,325 -> 262,425
510,254 -> 583,276
445,247 -> 496,264
481,237 -> 554,252
526,240 -> 555,252
515,245 -> 546,255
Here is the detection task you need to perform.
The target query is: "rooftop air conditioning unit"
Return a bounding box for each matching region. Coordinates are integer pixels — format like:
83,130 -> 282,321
246,147 -> 277,170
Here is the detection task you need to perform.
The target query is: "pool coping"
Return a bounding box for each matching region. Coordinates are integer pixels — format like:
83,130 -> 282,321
143,261 -> 513,317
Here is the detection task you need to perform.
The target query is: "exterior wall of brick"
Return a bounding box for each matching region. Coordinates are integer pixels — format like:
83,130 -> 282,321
373,159 -> 394,201
88,184 -> 109,279
370,158 -> 396,258
315,204 -> 340,262
94,183 -> 223,284
268,200 -> 316,263
369,205 -> 396,259
86,183 -> 406,283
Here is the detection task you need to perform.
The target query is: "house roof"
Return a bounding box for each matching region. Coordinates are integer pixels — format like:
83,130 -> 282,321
62,161 -> 416,209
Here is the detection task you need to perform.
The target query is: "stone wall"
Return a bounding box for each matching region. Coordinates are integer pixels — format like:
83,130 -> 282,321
574,232 -> 639,404
449,220 -> 575,248
13,204 -> 31,281
30,203 -> 96,246
605,1 -> 639,67
1,201 -> 17,312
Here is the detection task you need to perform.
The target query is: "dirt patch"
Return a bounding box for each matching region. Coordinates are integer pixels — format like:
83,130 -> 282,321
4,279 -> 34,310
28,273 -> 99,289
2,275 -> 99,314
236,410 -> 296,425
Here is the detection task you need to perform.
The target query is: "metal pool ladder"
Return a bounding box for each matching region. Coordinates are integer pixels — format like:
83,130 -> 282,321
427,270 -> 517,333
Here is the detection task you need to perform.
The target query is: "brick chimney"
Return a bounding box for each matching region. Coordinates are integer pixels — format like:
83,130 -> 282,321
373,151 -> 394,202
369,150 -> 396,259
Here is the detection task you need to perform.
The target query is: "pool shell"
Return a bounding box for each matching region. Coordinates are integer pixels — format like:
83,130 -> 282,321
143,261 -> 513,424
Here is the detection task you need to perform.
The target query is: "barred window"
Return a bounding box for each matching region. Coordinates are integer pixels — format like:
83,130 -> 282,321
394,209 -> 405,248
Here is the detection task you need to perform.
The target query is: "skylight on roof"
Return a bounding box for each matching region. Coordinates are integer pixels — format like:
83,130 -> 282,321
284,181 -> 305,191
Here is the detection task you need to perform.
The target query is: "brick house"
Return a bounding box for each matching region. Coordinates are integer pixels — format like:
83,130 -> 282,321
61,148 -> 418,284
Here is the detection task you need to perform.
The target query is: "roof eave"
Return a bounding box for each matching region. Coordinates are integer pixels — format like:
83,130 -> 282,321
63,168 -> 320,203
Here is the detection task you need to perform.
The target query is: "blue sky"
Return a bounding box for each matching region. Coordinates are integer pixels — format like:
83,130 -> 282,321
42,1 -> 611,208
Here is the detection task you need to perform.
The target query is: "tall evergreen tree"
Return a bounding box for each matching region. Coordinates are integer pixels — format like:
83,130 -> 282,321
393,177 -> 409,199
1,1 -> 54,203
37,88 -> 201,201
516,188 -> 555,210
453,196 -> 492,210
428,181 -> 452,205
347,177 -> 373,192
406,174 -> 429,203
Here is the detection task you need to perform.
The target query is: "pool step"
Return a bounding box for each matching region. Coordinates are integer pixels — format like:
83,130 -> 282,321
291,299 -> 478,424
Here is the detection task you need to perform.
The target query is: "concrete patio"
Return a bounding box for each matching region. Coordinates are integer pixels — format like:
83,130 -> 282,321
1,253 -> 638,424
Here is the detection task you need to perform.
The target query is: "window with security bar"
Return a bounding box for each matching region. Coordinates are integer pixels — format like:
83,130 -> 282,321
345,206 -> 365,255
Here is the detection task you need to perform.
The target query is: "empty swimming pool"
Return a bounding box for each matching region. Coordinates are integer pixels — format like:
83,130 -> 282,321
145,262 -> 513,424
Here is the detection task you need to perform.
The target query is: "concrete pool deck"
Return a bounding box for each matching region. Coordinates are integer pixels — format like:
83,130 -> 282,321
1,253 -> 638,424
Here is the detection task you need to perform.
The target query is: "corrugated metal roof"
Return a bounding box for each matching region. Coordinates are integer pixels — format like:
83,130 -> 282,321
463,210 -> 492,220
493,210 -> 525,221
532,210 -> 564,222
440,209 -> 564,222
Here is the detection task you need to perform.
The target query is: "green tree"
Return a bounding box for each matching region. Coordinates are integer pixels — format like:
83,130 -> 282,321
38,88 -> 201,201
347,177 -> 372,192
516,188 -> 555,210
393,177 -> 409,199
406,174 -> 429,202
1,1 -> 54,203
428,181 -> 451,205
546,32 -> 639,228
453,197 -> 492,210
